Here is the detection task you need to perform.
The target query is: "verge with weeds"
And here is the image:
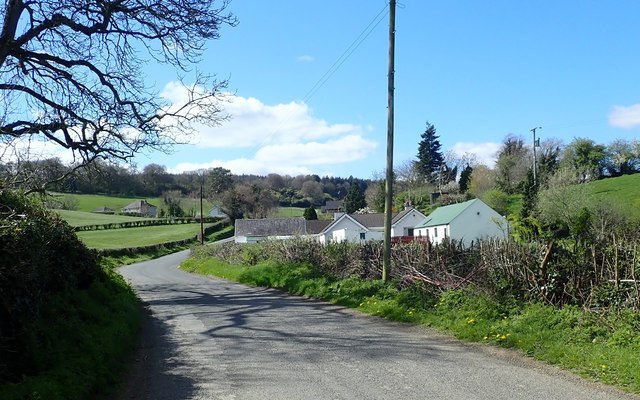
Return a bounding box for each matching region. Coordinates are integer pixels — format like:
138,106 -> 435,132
183,239 -> 640,394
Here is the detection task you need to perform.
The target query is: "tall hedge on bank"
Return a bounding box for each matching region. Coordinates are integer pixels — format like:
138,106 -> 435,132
0,190 -> 101,382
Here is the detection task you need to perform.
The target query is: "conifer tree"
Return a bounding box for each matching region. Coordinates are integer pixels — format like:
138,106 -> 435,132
415,122 -> 445,183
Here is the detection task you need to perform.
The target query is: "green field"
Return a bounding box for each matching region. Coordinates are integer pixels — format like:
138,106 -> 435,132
55,210 -> 156,227
49,192 -> 215,214
77,223 -> 212,249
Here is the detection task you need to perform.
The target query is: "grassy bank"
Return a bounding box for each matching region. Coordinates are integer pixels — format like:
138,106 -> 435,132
0,263 -> 140,400
181,256 -> 640,394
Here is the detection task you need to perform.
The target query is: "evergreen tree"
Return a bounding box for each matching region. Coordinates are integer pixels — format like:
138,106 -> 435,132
459,164 -> 473,193
303,206 -> 318,220
344,184 -> 366,213
415,121 -> 445,183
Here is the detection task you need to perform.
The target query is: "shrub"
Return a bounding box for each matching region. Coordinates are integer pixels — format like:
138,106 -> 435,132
0,190 -> 101,383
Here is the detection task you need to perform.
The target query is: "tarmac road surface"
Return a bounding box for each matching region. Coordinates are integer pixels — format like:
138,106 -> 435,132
116,250 -> 638,400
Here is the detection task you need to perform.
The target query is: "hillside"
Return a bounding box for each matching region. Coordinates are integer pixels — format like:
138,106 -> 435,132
583,173 -> 640,220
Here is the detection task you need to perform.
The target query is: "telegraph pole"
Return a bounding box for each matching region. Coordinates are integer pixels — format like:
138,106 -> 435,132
200,172 -> 204,245
530,126 -> 541,185
383,0 -> 396,282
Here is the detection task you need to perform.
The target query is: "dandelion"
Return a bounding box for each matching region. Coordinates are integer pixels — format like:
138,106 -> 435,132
483,336 -> 488,340
467,318 -> 476,325
500,335 -> 507,340
601,364 -> 607,370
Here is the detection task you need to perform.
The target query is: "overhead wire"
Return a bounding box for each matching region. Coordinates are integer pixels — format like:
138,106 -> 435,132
301,3 -> 390,104
251,2 -> 391,151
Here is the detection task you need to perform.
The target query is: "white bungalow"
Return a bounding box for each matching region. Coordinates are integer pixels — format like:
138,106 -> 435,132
414,199 -> 507,246
317,207 -> 427,244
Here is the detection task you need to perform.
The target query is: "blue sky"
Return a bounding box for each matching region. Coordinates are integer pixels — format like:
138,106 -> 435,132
23,1 -> 640,178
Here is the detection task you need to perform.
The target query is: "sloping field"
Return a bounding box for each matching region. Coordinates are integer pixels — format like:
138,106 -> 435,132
583,173 -> 640,220
76,224 -> 210,249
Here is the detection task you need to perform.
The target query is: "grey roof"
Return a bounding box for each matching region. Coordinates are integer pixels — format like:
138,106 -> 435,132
350,213 -> 386,228
235,218 -> 307,237
122,200 -> 156,210
305,219 -> 332,234
321,200 -> 344,212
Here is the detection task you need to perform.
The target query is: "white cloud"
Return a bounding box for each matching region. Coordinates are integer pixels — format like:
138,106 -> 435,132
296,55 -> 314,62
159,84 -> 379,176
609,104 -> 640,129
450,141 -> 501,167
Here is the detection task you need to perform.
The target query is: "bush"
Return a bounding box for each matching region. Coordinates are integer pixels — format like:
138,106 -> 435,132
0,190 -> 101,383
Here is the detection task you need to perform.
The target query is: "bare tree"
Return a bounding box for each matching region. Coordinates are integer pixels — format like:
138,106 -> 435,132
1,0 -> 237,189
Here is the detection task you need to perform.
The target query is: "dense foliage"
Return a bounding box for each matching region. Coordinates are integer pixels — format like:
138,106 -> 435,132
0,191 -> 101,382
197,233 -> 640,310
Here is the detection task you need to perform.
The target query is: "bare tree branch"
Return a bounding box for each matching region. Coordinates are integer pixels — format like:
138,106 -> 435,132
1,0 -> 237,189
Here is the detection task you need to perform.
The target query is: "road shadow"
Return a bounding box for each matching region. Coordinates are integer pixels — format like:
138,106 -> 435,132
110,302 -> 199,400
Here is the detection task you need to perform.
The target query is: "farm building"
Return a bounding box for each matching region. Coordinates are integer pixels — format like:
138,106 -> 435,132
121,200 -> 158,217
234,218 -> 330,244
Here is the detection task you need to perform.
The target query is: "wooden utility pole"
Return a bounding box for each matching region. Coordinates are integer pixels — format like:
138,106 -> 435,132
200,174 -> 204,245
530,126 -> 541,185
382,0 -> 396,282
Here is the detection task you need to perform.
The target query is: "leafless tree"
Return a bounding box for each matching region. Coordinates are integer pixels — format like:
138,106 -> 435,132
1,0 -> 237,189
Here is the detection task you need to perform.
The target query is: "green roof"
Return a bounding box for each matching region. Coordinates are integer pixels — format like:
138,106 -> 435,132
415,199 -> 478,228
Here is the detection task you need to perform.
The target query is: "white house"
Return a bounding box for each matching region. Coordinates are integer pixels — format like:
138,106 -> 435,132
121,200 -> 157,217
317,207 -> 427,244
414,199 -> 507,246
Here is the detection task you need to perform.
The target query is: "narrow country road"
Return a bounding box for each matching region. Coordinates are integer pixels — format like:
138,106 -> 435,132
116,250 -> 637,400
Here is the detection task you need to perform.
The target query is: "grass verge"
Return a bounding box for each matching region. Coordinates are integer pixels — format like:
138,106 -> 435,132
181,256 -> 640,395
0,264 -> 140,400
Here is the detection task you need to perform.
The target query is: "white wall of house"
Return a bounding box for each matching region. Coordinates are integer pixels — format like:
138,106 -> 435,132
318,215 -> 365,244
449,201 -> 507,246
414,225 -> 450,244
331,228 -> 383,243
414,201 -> 507,246
392,210 -> 426,237
234,235 -> 263,244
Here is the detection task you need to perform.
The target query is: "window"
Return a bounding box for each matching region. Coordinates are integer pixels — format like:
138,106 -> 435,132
360,232 -> 366,240
434,227 -> 438,238
407,228 -> 414,237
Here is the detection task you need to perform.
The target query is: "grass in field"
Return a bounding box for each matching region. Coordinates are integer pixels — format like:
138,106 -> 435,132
55,209 -> 155,227
584,174 -> 640,219
77,223 -> 212,249
181,256 -> 640,394
274,207 -> 306,218
50,192 -> 216,214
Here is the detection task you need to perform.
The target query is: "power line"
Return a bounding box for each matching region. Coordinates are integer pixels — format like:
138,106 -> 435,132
301,3 -> 389,104
253,3 -> 391,150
